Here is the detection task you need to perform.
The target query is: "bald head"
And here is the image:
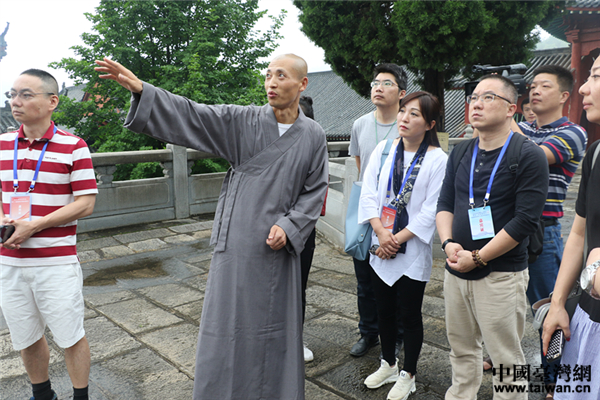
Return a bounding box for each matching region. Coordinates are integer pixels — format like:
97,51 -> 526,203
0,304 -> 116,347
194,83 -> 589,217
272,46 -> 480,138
272,54 -> 307,80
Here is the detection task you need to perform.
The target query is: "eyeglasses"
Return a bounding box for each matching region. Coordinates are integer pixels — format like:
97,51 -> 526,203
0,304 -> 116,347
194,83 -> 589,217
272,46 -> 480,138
371,80 -> 398,88
466,93 -> 513,104
5,90 -> 55,101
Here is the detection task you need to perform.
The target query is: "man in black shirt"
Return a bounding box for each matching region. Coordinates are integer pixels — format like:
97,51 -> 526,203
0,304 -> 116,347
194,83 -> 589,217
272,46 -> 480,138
437,74 -> 548,399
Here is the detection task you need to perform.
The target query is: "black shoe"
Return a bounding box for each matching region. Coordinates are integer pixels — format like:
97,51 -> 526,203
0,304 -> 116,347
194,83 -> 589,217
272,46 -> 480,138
350,335 -> 379,357
379,340 -> 404,360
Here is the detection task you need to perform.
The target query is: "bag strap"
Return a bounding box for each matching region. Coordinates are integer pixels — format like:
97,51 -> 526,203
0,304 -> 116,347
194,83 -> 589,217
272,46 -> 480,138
505,133 -> 527,174
376,139 -> 394,184
452,138 -> 476,174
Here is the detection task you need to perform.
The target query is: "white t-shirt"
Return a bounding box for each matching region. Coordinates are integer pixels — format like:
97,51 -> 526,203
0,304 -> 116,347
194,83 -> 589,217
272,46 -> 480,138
349,112 -> 399,181
278,123 -> 293,137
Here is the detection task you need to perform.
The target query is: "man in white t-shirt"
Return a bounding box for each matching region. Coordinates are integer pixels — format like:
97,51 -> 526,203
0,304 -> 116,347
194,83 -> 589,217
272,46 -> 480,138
348,63 -> 407,357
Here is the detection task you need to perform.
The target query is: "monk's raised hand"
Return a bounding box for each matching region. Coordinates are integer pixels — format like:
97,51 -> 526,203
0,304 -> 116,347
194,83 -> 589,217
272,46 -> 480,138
94,57 -> 143,94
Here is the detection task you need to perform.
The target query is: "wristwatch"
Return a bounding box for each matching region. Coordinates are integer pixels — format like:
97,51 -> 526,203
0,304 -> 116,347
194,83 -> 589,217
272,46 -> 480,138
580,260 -> 600,292
441,238 -> 456,252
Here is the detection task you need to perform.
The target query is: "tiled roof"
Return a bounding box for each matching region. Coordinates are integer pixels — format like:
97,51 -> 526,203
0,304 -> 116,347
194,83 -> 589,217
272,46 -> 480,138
0,104 -> 18,133
568,0 -> 600,9
59,84 -> 87,102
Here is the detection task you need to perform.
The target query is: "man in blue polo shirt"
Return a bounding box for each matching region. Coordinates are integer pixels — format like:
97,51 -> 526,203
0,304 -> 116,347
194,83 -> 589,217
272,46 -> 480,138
515,65 -> 587,395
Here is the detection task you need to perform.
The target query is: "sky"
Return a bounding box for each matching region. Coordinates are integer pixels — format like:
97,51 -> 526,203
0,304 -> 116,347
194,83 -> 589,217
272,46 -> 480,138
0,0 -> 329,103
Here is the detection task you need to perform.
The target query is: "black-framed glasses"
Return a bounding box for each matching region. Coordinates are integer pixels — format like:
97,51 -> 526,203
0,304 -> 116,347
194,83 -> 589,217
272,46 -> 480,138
5,90 -> 55,101
466,93 -> 513,104
371,80 -> 398,88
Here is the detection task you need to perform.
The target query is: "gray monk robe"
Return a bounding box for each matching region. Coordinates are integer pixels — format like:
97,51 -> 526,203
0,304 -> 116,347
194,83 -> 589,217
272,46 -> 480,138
123,83 -> 329,400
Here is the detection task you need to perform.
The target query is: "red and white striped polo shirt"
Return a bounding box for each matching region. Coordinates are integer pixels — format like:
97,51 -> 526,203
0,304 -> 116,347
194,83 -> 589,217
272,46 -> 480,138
0,122 -> 98,266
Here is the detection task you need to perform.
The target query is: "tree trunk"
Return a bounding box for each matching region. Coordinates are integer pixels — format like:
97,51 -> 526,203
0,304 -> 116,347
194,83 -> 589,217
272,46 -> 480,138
422,69 -> 445,132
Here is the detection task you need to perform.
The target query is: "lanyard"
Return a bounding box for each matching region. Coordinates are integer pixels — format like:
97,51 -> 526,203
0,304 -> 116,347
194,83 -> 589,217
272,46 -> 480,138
469,131 -> 513,208
13,126 -> 56,193
386,143 -> 420,204
375,112 -> 397,143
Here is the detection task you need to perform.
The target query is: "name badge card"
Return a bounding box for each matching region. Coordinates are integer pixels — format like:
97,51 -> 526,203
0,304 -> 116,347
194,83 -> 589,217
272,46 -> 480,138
468,206 -> 495,241
10,193 -> 32,221
381,205 -> 396,231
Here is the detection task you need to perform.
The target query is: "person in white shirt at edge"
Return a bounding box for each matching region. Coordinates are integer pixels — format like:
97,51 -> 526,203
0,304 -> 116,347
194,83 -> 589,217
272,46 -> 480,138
542,56 -> 600,400
358,91 -> 447,400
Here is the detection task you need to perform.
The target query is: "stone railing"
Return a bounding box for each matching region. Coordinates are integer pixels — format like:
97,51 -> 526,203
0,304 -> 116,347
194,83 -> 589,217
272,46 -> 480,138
82,139 -> 468,249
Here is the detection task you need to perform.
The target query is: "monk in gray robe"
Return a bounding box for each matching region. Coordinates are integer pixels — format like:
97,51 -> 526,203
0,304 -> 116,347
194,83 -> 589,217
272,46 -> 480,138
95,55 -> 329,400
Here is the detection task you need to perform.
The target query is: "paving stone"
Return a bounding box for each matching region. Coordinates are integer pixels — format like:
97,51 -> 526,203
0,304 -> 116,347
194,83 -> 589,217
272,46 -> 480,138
423,315 -> 450,350
84,308 -> 98,320
78,236 -> 121,251
114,228 -> 175,244
304,304 -> 326,322
139,323 -> 199,376
304,335 -> 355,379
97,298 -> 183,334
78,250 -> 102,263
308,269 -> 356,294
138,283 -> 203,307
101,245 -> 135,258
430,262 -> 446,281
316,357 -> 398,400
90,348 -> 194,399
304,313 -> 358,350
163,234 -> 196,244
424,279 -> 444,298
414,342 -> 454,396
0,342 -> 63,380
305,380 -> 346,399
86,316 -> 141,361
169,221 -> 213,234
192,229 -> 212,239
306,285 -> 359,319
310,251 -> 355,275
0,363 -> 113,400
85,290 -> 137,307
173,299 -> 204,323
128,238 -> 168,253
179,251 -> 213,265
422,295 -> 446,320
183,272 -> 209,292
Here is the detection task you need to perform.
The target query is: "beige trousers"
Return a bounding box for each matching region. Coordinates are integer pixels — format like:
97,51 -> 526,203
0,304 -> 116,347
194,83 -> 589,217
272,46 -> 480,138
444,269 -> 529,400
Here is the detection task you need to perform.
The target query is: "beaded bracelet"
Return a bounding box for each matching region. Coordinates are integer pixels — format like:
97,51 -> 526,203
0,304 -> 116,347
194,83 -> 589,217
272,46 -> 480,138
471,249 -> 487,268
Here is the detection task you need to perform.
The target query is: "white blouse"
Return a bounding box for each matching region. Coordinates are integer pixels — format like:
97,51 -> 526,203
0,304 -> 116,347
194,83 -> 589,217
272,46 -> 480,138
358,140 -> 448,286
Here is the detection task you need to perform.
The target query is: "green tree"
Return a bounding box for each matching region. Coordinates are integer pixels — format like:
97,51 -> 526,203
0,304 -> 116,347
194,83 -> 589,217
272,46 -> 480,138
294,0 -> 560,129
51,0 -> 283,179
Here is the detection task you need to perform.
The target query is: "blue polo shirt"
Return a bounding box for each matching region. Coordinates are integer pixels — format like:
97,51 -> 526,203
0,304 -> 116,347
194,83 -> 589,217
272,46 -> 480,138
518,117 -> 587,219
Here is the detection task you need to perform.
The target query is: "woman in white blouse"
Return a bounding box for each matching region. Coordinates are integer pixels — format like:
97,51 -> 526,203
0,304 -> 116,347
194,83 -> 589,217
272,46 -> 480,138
358,91 -> 447,400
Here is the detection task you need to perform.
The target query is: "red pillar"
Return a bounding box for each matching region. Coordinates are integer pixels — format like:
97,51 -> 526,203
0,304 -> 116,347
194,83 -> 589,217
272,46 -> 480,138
566,29 -> 583,130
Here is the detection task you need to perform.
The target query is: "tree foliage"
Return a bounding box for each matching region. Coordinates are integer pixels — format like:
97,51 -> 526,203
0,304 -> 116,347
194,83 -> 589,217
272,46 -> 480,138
51,0 -> 283,178
294,0 -> 561,129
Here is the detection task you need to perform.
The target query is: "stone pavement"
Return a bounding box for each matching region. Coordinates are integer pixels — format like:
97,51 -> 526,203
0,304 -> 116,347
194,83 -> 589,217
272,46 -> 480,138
0,173 -> 579,400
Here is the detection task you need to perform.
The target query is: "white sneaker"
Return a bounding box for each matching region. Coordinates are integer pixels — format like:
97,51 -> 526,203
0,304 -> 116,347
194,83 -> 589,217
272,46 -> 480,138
364,359 -> 399,389
303,343 -> 314,362
387,370 -> 416,400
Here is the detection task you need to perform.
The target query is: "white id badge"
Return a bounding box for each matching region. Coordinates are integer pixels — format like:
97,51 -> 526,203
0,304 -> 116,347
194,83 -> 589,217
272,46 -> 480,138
10,193 -> 32,221
468,206 -> 495,241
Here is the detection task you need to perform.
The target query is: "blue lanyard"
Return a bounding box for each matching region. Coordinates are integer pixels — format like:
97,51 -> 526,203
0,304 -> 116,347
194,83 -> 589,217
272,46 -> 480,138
13,126 -> 56,193
386,143 -> 420,204
469,131 -> 513,208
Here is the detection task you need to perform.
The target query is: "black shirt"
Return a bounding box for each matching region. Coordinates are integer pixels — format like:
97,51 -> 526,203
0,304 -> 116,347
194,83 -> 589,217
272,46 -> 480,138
576,139 -> 600,321
437,136 -> 549,280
